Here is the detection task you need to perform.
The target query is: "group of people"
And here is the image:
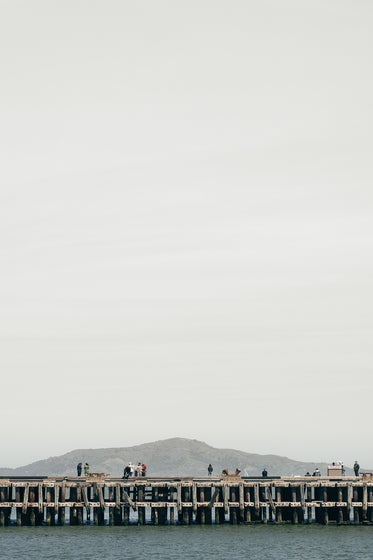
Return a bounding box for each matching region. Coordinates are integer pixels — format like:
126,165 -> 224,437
305,460 -> 361,477
76,462 -> 90,477
76,459 -> 362,479
123,462 -> 147,478
209,464 -> 269,477
305,468 -> 321,477
208,465 -> 270,477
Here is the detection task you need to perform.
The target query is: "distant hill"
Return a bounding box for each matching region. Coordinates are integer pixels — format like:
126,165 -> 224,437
0,438 -> 355,477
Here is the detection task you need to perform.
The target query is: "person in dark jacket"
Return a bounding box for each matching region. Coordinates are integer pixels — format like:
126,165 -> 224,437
354,461 -> 360,476
77,462 -> 82,476
262,468 -> 268,477
208,464 -> 213,476
123,465 -> 131,479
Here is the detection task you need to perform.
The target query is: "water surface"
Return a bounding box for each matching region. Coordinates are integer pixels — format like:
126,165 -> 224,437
1,525 -> 372,559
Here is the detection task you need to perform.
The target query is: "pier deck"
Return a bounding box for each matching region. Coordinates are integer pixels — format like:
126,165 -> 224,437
0,476 -> 372,526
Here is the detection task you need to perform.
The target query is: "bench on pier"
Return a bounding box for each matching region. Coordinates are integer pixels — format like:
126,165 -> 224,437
361,472 -> 373,479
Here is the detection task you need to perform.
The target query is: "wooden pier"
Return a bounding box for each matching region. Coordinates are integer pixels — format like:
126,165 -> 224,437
0,476 -> 373,526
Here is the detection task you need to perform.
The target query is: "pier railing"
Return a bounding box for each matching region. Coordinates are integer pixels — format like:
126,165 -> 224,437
0,476 -> 372,526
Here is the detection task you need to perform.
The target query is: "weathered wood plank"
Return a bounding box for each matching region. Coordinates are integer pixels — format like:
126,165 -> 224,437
115,484 -> 121,507
363,484 -> 368,515
239,483 -> 244,516
223,484 -> 229,515
177,483 -> 182,515
347,485 -> 353,511
38,483 -> 43,514
22,484 -> 29,514
122,490 -> 136,511
300,484 -> 306,512
208,488 -> 219,509
266,486 -> 276,515
81,487 -> 90,511
254,483 -> 259,514
97,486 -> 105,509
192,483 -> 197,515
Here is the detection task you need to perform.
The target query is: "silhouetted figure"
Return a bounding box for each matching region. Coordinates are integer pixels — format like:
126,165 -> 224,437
354,461 -> 360,476
262,468 -> 268,478
77,462 -> 82,477
208,464 -> 213,476
123,465 -> 131,479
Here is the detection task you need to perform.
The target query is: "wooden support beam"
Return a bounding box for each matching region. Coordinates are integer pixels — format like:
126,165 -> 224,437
54,484 -> 59,515
347,485 -> 352,512
224,484 -> 229,515
208,488 -> 219,509
115,484 -> 121,507
177,483 -> 182,515
38,483 -> 43,515
239,483 -> 244,518
59,482 -> 66,525
16,486 -> 22,526
362,484 -> 368,519
82,486 -> 90,513
123,490 -> 136,511
266,486 -> 276,515
192,483 -> 197,516
254,483 -> 260,515
22,484 -> 29,515
300,484 -> 305,512
97,485 -> 105,510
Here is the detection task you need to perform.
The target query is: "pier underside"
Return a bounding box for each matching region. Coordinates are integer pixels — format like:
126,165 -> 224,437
0,476 -> 372,527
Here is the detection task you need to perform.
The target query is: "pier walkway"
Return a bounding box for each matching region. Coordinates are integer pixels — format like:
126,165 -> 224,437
0,476 -> 372,526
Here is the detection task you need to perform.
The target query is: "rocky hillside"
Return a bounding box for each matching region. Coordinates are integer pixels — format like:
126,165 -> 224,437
0,438 -> 354,477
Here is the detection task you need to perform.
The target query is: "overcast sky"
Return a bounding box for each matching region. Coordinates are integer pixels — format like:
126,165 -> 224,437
1,0 -> 372,469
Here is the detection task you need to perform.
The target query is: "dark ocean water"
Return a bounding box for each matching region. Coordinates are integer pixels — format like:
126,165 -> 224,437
0,525 -> 372,560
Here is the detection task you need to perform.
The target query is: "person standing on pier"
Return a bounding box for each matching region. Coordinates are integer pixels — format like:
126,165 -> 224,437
208,464 -> 213,476
142,463 -> 147,477
84,462 -> 90,477
77,462 -> 82,476
262,468 -> 268,477
354,461 -> 360,476
123,465 -> 131,479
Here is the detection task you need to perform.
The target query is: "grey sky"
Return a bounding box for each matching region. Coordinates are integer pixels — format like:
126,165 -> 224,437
1,0 -> 372,469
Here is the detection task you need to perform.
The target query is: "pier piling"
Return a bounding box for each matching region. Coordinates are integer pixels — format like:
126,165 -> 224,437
1,476 -> 373,527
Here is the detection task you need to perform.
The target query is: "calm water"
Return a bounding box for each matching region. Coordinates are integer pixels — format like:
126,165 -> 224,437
0,525 -> 372,559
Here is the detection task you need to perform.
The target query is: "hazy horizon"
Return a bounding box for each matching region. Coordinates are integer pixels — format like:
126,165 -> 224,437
1,0 -> 372,469
0,435 -> 359,473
